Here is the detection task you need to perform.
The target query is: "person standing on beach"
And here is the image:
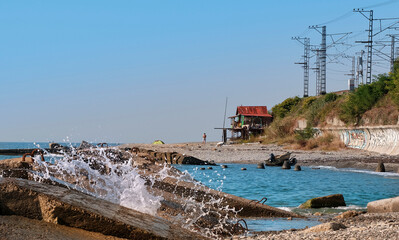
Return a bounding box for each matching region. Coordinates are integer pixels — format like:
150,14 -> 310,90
203,133 -> 207,144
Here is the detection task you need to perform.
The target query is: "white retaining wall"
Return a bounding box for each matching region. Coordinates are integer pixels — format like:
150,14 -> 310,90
321,126 -> 399,155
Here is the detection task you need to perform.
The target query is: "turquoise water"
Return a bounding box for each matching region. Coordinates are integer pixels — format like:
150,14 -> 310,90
174,163 -> 399,209
175,163 -> 399,231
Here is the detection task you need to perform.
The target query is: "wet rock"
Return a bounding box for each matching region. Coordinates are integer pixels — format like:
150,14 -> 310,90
221,165 -> 228,168
367,196 -> 399,213
376,162 -> 385,172
299,194 -> 346,209
207,167 -> 213,170
199,167 -> 205,170
257,163 -> 265,169
0,157 -> 34,170
294,165 -> 301,171
241,168 -> 247,171
78,141 -> 95,149
302,222 -> 346,233
281,160 -> 291,169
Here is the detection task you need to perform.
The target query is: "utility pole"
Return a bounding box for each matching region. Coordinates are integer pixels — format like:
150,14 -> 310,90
354,9 -> 373,84
292,37 -> 310,97
345,56 -> 356,91
311,48 -> 321,95
388,35 -> 398,72
354,9 -> 399,81
356,50 -> 365,85
309,25 -> 327,94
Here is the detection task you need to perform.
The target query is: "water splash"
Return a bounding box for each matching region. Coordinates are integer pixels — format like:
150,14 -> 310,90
28,144 -> 239,238
32,146 -> 162,215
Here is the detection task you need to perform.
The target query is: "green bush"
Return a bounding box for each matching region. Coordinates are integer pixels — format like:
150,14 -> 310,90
324,93 -> 337,102
340,74 -> 391,124
271,96 -> 301,119
388,59 -> 399,106
302,96 -> 317,109
295,126 -> 316,141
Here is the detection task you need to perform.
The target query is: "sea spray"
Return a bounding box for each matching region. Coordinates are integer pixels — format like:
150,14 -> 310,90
29,145 -> 240,238
32,146 -> 162,215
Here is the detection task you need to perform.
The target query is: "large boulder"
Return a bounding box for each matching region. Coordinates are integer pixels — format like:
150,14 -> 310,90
367,196 -> 399,213
0,177 -> 205,240
299,194 -> 346,209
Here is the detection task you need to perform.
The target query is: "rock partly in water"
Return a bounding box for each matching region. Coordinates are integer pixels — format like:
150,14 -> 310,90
257,163 -> 265,169
78,140 -> 95,149
302,222 -> 346,233
294,165 -> 301,171
281,160 -> 291,169
299,194 -> 346,209
367,196 -> 399,213
376,162 -> 385,172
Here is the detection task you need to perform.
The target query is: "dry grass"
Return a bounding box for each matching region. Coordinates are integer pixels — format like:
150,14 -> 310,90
290,133 -> 346,151
361,96 -> 399,125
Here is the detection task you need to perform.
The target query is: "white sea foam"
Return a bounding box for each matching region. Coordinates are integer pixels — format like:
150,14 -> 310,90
335,205 -> 365,210
277,207 -> 293,212
309,165 -> 399,178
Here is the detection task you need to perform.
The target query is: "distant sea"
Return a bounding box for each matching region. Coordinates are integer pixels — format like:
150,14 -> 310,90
0,142 -> 121,160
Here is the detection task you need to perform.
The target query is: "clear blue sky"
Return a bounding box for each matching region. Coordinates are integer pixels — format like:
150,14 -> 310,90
1,0 -> 399,143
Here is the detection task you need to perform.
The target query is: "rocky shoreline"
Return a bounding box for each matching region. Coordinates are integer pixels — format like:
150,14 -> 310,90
120,142 -> 399,172
119,142 -> 399,239
1,142 -> 398,239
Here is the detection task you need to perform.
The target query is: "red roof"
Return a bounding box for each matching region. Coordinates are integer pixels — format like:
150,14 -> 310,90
236,106 -> 272,117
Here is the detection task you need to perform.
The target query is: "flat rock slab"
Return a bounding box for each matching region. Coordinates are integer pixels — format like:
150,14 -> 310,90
0,177 -> 205,240
299,194 -> 346,209
0,215 -> 127,240
367,196 -> 399,213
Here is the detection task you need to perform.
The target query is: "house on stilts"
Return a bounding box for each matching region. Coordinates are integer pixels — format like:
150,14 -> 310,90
229,106 -> 273,139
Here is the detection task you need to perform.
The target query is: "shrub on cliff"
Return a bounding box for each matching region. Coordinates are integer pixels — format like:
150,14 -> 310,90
340,74 -> 391,124
388,59 -> 399,106
271,96 -> 301,119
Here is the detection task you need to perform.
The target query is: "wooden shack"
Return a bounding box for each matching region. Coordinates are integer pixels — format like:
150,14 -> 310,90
229,106 -> 273,139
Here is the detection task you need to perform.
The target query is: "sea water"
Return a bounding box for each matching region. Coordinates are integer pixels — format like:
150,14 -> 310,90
2,142 -> 399,233
174,163 -> 399,231
174,163 -> 399,209
0,142 -> 120,160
